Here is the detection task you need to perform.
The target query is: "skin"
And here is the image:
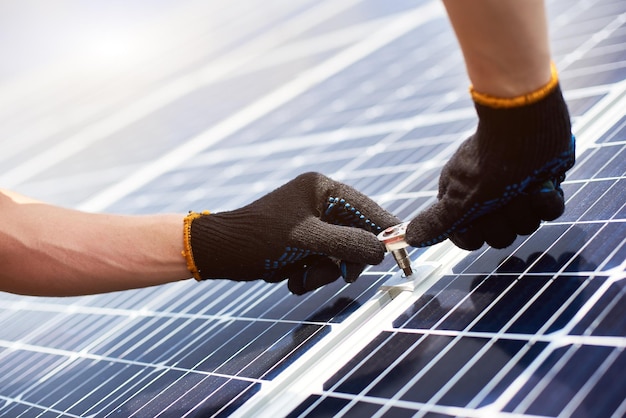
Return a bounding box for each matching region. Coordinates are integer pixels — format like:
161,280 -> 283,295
0,0 -> 555,297
442,0 -> 553,97
0,189 -> 189,296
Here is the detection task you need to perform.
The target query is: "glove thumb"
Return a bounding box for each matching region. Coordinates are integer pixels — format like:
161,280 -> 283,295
406,202 -> 453,247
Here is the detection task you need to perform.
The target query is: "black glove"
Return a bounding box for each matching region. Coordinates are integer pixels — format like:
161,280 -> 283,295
406,83 -> 575,251
182,172 -> 400,295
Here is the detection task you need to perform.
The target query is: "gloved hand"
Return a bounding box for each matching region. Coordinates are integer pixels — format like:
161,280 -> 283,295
406,82 -> 575,251
182,172 -> 400,295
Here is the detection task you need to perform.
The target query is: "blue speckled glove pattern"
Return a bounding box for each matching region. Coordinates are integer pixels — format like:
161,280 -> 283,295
185,172 -> 400,295
406,84 -> 575,250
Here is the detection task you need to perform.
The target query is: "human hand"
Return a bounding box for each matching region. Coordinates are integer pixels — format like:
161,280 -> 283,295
183,172 -> 400,294
406,84 -> 575,251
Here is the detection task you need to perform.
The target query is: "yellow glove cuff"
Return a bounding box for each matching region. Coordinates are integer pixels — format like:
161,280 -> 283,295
182,211 -> 210,281
470,62 -> 559,109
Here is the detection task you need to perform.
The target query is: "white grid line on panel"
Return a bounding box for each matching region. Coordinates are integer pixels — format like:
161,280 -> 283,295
0,0 -> 366,189
1,0 -> 625,416
76,1 -> 446,213
237,29 -> 626,416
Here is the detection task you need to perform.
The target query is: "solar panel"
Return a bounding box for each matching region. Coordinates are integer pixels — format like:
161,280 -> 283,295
1,0 -> 625,417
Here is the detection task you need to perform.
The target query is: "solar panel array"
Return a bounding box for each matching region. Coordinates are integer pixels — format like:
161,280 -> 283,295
0,0 -> 625,417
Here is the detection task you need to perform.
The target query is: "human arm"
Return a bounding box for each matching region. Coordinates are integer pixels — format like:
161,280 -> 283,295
1,173 -> 399,297
442,0 -> 553,98
406,0 -> 574,250
0,188 -> 189,296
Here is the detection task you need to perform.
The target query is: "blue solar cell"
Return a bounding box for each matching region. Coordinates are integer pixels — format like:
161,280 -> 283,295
391,273 -> 605,335
563,67 -> 626,89
565,223 -> 626,271
1,0 -> 625,416
98,317 -> 209,363
113,371 -> 258,417
212,323 -> 326,378
0,404 -> 41,417
434,339 -> 529,407
572,349 -> 626,417
437,276 -> 514,331
30,361 -> 141,412
296,0 -> 430,40
323,332 -> 549,410
64,365 -> 160,415
598,115 -> 626,143
506,345 -> 626,417
404,170 -> 441,193
474,341 -> 550,408
571,280 -> 626,336
324,332 -> 401,393
569,149 -> 617,182
286,395 -> 350,418
591,145 -> 626,178
527,225 -> 602,272
368,333 -> 456,400
382,196 -> 435,221
513,276 -> 600,334
560,180 -> 613,222
581,180 -> 626,220
254,277 -> 390,322
566,94 -> 607,117
473,277 -> 554,333
0,351 -> 66,397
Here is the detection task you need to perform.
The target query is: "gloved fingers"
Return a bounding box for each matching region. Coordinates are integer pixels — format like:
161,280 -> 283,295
329,182 -> 402,233
271,256 -> 365,294
479,211 -> 517,249
406,181 -> 565,249
407,188 -> 548,250
282,256 -> 342,295
263,254 -> 331,284
504,193 -> 541,235
529,180 -> 565,221
405,200 -> 457,247
293,218 -> 386,266
449,182 -> 564,253
449,226 -> 484,251
451,209 -> 517,250
339,261 -> 366,283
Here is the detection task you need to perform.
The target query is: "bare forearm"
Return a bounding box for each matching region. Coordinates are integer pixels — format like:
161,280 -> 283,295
0,190 -> 190,296
442,0 -> 552,97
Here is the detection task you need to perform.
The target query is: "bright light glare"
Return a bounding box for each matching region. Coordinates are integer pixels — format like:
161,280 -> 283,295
80,30 -> 157,73
92,37 -> 135,62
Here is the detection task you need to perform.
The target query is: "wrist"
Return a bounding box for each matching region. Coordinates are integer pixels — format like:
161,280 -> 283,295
182,209 -> 261,281
469,76 -> 574,184
182,211 -> 211,281
470,62 -> 559,109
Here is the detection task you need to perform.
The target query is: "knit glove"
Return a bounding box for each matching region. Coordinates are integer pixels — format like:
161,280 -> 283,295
182,172 -> 400,295
406,74 -> 575,251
